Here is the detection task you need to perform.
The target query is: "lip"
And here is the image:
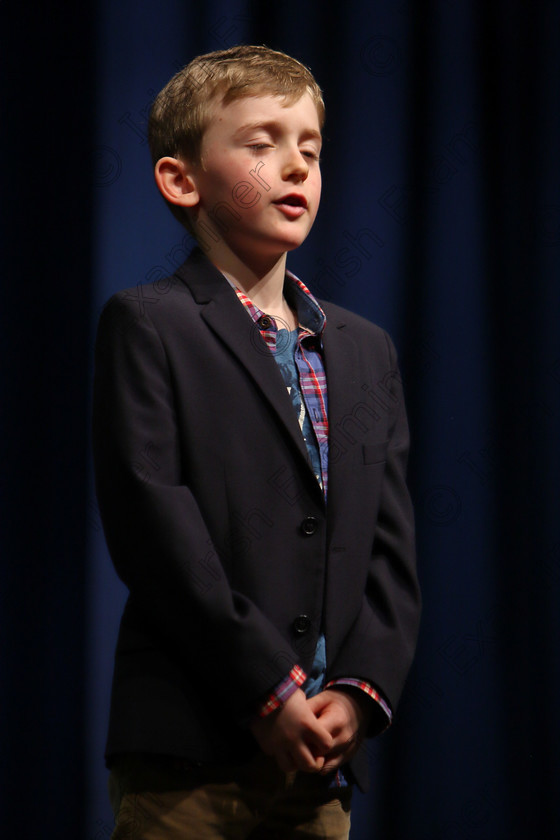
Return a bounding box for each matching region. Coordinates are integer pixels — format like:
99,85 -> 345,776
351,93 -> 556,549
272,193 -> 308,219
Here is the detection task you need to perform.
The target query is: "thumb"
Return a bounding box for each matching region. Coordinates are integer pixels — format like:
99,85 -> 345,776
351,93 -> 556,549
303,707 -> 333,752
306,693 -> 330,716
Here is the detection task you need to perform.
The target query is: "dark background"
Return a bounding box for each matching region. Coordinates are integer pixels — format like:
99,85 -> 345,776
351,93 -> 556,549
2,1 -> 559,838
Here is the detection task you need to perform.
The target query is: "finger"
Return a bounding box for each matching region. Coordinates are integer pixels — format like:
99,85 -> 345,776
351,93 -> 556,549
306,693 -> 330,715
314,754 -> 326,771
291,741 -> 324,773
320,759 -> 342,775
314,706 -> 344,733
304,715 -> 334,753
319,747 -> 352,775
319,738 -> 360,774
324,731 -> 358,757
306,695 -> 346,733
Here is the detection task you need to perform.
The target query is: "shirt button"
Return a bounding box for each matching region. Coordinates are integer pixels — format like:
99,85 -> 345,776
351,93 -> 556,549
259,315 -> 272,329
300,516 -> 318,536
293,615 -> 311,634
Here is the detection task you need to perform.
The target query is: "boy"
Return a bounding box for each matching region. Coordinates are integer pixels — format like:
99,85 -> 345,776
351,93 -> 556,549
93,45 -> 421,839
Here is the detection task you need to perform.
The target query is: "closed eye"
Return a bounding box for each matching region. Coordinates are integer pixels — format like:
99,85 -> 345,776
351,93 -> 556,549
302,150 -> 321,161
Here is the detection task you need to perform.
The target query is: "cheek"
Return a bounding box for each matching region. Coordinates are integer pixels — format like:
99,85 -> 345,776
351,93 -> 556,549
310,174 -> 322,212
201,147 -> 251,183
212,161 -> 264,207
309,166 -> 321,195
231,178 -> 268,214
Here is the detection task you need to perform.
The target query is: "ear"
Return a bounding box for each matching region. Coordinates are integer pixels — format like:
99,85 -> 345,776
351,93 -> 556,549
154,157 -> 200,208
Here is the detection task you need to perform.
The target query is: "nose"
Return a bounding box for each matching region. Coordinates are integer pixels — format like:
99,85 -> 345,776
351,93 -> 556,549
281,145 -> 309,182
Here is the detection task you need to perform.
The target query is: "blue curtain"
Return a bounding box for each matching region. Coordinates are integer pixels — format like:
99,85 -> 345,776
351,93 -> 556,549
2,1 -> 559,837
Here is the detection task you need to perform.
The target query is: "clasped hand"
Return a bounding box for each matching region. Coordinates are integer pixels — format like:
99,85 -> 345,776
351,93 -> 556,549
250,687 -> 371,775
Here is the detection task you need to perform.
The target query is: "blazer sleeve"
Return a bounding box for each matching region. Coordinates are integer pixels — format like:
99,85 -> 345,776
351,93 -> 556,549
92,294 -> 300,722
327,331 -> 421,726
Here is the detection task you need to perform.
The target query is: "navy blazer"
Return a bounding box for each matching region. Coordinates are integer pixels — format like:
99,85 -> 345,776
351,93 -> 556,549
92,247 -> 421,791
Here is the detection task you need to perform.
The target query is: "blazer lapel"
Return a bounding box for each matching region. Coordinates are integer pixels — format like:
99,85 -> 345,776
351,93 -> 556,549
175,249 -> 314,474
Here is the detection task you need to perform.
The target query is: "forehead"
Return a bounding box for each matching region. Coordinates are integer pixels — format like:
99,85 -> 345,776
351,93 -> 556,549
204,92 -> 322,138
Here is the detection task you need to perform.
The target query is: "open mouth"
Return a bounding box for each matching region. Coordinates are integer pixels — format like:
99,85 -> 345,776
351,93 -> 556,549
272,194 -> 308,219
273,194 -> 308,209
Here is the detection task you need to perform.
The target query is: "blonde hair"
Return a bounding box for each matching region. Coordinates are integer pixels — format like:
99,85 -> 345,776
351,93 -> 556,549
148,45 -> 324,231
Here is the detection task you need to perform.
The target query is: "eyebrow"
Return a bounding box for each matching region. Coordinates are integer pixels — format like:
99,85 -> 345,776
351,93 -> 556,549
233,120 -> 322,143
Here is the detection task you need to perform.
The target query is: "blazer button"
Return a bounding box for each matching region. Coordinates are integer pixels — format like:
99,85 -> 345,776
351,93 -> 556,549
300,516 -> 318,536
293,615 -> 311,634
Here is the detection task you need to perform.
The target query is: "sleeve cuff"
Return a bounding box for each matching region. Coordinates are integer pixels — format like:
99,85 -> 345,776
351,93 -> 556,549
325,677 -> 393,733
257,665 -> 307,717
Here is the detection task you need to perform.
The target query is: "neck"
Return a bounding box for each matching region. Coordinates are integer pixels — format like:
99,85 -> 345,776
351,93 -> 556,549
203,240 -> 295,324
220,259 -> 286,310
228,260 -> 297,331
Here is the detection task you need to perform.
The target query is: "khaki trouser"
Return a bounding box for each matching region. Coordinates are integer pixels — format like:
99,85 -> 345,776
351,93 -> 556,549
108,752 -> 352,839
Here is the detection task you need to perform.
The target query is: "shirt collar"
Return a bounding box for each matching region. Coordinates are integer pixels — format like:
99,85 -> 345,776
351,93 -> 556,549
284,270 -> 326,336
225,270 -> 327,337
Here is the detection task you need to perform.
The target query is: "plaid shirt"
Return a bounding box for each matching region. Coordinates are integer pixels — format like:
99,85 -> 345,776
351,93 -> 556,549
232,273 -> 392,730
234,274 -> 329,495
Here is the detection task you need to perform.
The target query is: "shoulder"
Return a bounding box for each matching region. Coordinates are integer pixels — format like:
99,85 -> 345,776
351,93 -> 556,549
95,248 -> 221,336
319,298 -> 396,357
319,298 -> 383,332
97,275 -> 192,326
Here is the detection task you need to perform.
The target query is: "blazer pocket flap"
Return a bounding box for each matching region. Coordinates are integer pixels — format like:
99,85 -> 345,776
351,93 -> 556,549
362,441 -> 389,465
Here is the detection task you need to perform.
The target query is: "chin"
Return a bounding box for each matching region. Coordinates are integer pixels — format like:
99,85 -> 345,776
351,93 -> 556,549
273,228 -> 311,252
282,239 -> 306,253
234,224 -> 311,259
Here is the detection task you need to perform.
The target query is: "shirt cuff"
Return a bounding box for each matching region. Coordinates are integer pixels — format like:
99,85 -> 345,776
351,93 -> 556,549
257,665 -> 307,717
325,678 -> 393,732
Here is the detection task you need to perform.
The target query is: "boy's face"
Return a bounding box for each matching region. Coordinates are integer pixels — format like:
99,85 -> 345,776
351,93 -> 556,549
191,92 -> 322,267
